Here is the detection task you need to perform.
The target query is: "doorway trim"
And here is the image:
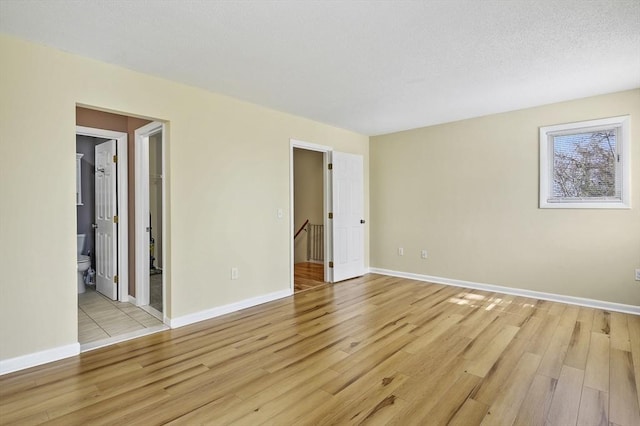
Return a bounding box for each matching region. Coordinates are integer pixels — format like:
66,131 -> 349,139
290,139 -> 333,290
135,121 -> 166,321
76,126 -> 129,302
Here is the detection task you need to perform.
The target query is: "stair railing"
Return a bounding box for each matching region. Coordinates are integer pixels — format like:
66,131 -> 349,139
294,219 -> 310,240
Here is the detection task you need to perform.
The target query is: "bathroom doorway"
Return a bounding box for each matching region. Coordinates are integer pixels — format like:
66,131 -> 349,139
75,108 -> 170,349
76,128 -> 128,301
76,128 -> 164,347
76,134 -> 110,293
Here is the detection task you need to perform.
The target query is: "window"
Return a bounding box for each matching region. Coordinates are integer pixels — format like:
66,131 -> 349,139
539,115 -> 630,209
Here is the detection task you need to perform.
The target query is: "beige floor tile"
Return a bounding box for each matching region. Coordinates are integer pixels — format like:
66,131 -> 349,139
78,287 -> 165,344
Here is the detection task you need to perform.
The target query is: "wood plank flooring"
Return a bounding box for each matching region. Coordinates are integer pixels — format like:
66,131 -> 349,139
1,274 -> 639,425
294,262 -> 325,292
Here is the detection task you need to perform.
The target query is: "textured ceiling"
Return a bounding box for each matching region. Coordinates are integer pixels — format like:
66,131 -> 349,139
1,0 -> 639,135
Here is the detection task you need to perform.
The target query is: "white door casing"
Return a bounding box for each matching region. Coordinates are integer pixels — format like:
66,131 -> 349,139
331,151 -> 365,282
95,139 -> 118,300
135,121 -> 164,310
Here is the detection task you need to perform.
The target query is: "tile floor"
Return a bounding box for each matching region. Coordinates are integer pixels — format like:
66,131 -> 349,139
78,286 -> 166,346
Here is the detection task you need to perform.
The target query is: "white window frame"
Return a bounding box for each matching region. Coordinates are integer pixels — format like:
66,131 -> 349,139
539,115 -> 631,209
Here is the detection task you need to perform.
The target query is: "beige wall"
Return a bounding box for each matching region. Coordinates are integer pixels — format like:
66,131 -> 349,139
371,89 -> 640,305
0,35 -> 369,361
293,148 -> 324,263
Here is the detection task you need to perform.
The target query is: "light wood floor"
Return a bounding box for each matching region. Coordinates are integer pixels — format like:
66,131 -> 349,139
2,274 -> 639,425
294,262 -> 326,292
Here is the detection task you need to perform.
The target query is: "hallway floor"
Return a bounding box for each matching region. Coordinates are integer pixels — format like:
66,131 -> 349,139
294,262 -> 326,292
78,286 -> 166,348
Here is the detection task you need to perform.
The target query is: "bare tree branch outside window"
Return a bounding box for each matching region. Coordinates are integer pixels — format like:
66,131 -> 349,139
552,130 -> 617,199
540,116 -> 628,209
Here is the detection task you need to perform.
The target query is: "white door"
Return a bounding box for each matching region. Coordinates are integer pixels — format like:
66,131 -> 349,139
95,140 -> 118,300
331,152 -> 365,282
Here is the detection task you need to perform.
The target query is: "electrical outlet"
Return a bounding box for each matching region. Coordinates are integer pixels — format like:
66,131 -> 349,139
421,250 -> 428,259
231,267 -> 239,280
636,269 -> 640,281
398,247 -> 404,256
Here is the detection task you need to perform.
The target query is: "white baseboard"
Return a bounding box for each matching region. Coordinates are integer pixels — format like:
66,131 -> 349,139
0,343 -> 80,376
369,268 -> 640,315
80,324 -> 169,353
169,288 -> 293,328
1,288 -> 292,375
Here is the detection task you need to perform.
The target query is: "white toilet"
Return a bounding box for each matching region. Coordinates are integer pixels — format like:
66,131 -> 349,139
77,234 -> 91,294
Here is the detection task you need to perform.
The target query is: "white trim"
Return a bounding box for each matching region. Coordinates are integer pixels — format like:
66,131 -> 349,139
76,126 -> 129,302
290,139 -> 333,287
324,151 -> 333,283
0,343 -> 80,376
539,115 -> 631,209
80,325 -> 168,353
370,268 -> 640,315
169,289 -> 293,328
290,139 -> 333,153
134,122 -> 165,308
139,304 -> 164,321
161,126 -> 168,321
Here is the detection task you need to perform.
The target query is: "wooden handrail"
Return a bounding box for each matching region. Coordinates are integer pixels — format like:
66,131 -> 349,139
294,219 -> 310,240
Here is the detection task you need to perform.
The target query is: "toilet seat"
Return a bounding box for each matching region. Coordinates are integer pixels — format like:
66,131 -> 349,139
78,255 -> 90,263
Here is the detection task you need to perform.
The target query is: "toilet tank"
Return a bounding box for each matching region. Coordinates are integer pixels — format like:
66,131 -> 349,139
77,234 -> 86,256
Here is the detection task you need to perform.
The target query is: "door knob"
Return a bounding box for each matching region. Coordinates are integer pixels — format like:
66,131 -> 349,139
360,219 -> 366,224
91,223 -> 98,229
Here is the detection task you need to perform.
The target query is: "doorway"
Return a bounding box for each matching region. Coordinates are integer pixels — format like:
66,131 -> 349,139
135,122 -> 166,320
76,127 -> 166,348
76,126 -> 128,301
293,147 -> 326,292
75,107 -> 170,348
290,139 -> 366,292
290,140 -> 332,292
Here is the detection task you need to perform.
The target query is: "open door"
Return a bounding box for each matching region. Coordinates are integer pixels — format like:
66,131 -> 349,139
95,139 -> 118,300
331,151 -> 365,282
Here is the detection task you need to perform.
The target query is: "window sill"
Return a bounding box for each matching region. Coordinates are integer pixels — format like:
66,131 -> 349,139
540,201 -> 631,209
